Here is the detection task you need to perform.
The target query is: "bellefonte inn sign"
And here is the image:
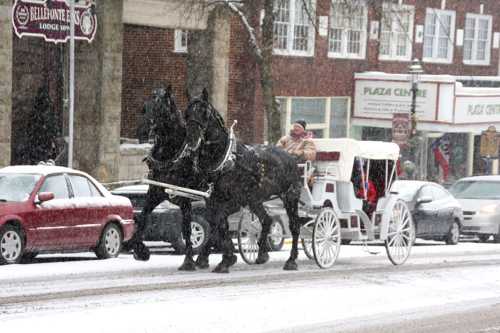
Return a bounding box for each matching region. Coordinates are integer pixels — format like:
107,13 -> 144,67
12,0 -> 97,44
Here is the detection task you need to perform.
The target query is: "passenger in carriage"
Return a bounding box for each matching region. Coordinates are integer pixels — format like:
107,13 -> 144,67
353,160 -> 379,218
276,119 -> 317,162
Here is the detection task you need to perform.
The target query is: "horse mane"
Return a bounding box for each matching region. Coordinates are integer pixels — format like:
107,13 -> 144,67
187,97 -> 228,136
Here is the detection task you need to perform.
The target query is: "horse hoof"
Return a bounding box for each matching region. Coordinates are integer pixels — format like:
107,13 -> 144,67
255,252 -> 269,264
212,262 -> 229,273
178,258 -> 196,271
283,259 -> 298,271
195,256 -> 209,269
133,243 -> 150,261
228,254 -> 237,267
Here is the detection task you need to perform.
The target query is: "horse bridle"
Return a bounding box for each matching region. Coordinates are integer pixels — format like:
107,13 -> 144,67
186,100 -> 227,146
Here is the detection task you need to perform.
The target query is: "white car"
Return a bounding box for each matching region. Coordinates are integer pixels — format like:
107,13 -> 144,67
449,175 -> 500,242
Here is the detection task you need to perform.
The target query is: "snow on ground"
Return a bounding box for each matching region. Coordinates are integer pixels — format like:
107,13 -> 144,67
1,240 -> 500,333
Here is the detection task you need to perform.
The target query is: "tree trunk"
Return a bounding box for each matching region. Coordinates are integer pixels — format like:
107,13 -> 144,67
186,10 -> 217,98
260,0 -> 280,144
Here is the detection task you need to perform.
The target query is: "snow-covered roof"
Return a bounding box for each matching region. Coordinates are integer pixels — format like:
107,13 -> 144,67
0,165 -> 112,197
0,165 -> 81,176
313,138 -> 400,160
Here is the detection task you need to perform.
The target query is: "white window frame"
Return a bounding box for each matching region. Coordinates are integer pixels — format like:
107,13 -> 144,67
327,0 -> 368,59
423,8 -> 456,64
277,96 -> 351,138
174,29 -> 188,53
378,3 -> 414,61
463,13 -> 492,66
273,0 -> 316,57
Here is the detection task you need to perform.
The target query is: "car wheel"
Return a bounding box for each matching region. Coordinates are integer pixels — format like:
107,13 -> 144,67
95,224 -> 123,259
0,225 -> 25,265
478,234 -> 490,242
266,218 -> 285,251
494,227 -> 500,243
445,221 -> 460,245
172,214 -> 210,255
341,239 -> 351,245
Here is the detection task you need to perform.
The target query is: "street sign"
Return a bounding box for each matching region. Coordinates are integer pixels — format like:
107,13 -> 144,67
480,125 -> 499,158
12,0 -> 97,44
392,113 -> 410,147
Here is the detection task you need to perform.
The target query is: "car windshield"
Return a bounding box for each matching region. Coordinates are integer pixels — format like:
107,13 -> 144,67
449,181 -> 500,199
0,173 -> 41,202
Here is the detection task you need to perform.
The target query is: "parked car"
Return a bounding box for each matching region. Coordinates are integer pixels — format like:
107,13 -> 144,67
111,185 -> 210,254
0,165 -> 134,265
390,180 -> 463,245
449,175 -> 500,242
112,185 -> 287,253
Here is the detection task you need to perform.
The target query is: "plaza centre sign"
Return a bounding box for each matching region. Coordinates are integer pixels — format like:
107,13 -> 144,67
354,79 -> 437,121
454,96 -> 500,124
12,0 -> 97,44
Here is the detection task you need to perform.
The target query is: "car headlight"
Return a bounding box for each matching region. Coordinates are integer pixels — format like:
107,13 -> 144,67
480,204 -> 499,214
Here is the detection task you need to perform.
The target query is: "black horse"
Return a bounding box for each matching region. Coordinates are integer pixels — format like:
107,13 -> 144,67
130,86 -> 209,271
173,89 -> 303,273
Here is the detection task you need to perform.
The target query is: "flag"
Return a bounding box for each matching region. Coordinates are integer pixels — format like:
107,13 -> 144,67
432,134 -> 450,181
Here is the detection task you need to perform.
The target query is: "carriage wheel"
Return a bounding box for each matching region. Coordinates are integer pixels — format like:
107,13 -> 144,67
312,208 -> 341,269
300,219 -> 315,260
237,209 -> 262,265
385,200 -> 414,265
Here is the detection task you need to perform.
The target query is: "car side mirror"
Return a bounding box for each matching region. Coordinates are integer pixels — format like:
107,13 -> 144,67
416,196 -> 432,206
36,192 -> 55,204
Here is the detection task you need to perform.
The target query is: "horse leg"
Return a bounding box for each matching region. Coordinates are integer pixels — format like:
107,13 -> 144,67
195,201 -> 217,269
178,199 -> 196,271
132,186 -> 166,261
213,203 -> 237,273
283,184 -> 302,271
250,203 -> 272,265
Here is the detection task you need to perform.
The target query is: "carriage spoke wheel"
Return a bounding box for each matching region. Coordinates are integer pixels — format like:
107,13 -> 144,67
237,210 -> 262,265
385,200 -> 414,265
300,219 -> 315,260
312,208 -> 341,269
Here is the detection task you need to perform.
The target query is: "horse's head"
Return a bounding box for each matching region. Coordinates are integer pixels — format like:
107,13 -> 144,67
147,85 -> 181,143
182,88 -> 213,153
172,88 -> 227,172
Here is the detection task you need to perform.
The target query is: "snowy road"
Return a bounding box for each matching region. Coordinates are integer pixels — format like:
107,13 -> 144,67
1,240 -> 500,332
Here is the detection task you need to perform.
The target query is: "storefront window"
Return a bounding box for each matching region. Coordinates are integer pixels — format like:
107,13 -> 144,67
362,127 -> 391,141
330,97 -> 348,137
277,96 -> 350,138
427,133 -> 468,184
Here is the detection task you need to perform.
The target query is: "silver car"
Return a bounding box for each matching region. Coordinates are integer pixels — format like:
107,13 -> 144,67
449,175 -> 500,242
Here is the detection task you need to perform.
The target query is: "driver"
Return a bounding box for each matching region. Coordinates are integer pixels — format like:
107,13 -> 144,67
276,119 -> 316,162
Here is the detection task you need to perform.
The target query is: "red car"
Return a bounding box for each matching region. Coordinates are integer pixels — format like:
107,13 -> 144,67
0,165 -> 135,264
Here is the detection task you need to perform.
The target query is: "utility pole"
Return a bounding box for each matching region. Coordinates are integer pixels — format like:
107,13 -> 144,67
68,0 -> 75,168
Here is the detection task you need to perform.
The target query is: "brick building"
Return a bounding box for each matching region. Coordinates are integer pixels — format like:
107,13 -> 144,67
1,0 -> 500,181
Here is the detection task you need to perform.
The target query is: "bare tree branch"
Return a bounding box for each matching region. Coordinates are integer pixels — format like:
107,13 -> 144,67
224,1 -> 263,62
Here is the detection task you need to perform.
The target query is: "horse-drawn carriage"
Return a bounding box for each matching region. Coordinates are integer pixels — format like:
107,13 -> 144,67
132,87 -> 413,272
238,138 -> 414,269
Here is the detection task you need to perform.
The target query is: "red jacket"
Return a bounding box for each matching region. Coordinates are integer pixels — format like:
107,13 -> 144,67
357,180 -> 378,204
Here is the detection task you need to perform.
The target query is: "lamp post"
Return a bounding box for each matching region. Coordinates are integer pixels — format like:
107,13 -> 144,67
68,0 -> 75,168
404,58 -> 424,179
408,58 -> 423,139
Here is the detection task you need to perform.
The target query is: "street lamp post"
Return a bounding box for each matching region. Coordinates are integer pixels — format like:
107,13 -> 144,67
68,0 -> 75,168
408,58 -> 423,139
405,58 -> 424,179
